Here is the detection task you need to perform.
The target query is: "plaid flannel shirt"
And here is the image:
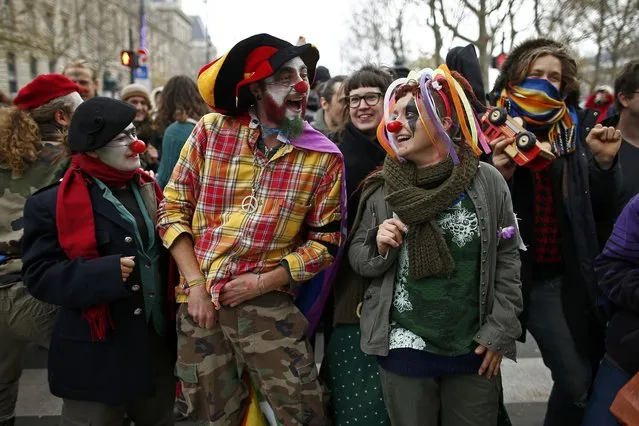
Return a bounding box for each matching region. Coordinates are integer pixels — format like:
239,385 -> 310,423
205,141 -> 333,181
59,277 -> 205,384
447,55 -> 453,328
533,167 -> 563,264
157,113 -> 343,305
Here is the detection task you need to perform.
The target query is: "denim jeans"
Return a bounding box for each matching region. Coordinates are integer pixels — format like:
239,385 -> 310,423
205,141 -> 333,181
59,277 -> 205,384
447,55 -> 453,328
582,357 -> 630,426
527,276 -> 592,426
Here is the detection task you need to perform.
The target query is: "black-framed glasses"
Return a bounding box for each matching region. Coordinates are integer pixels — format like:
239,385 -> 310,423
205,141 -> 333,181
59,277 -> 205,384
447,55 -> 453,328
347,92 -> 383,109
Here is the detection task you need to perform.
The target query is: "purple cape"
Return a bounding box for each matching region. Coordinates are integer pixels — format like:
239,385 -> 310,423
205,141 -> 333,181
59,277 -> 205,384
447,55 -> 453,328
290,122 -> 347,336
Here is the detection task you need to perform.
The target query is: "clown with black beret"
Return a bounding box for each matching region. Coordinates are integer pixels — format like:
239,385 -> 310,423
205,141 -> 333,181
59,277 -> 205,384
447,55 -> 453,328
157,33 -> 346,424
21,97 -> 176,424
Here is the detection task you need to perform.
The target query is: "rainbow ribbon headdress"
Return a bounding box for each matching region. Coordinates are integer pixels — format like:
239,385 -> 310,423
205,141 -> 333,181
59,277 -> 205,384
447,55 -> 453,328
376,64 -> 491,164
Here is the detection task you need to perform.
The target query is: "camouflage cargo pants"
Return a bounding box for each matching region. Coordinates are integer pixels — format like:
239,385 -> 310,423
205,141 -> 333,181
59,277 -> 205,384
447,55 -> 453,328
0,282 -> 58,423
176,291 -> 327,426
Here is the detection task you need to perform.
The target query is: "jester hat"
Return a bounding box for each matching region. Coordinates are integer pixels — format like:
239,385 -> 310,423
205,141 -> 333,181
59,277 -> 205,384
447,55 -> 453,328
197,33 -> 320,116
376,65 -> 491,164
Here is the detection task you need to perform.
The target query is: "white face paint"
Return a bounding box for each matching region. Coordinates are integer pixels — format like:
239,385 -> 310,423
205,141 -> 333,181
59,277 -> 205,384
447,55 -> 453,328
95,123 -> 141,172
261,57 -> 310,124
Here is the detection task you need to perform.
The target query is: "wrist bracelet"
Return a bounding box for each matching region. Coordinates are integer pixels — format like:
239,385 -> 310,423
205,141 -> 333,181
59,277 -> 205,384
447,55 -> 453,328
257,273 -> 266,295
182,277 -> 206,291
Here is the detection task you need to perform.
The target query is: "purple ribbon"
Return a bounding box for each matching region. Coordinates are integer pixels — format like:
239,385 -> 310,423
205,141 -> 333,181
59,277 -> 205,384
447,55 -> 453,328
419,72 -> 460,165
497,226 -> 516,240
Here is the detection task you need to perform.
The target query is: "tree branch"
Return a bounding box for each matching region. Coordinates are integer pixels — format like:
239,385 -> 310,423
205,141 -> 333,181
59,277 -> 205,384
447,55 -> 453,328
436,0 -> 477,44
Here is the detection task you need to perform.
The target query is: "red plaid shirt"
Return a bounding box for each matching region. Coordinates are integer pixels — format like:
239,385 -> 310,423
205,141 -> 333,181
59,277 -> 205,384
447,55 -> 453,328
157,113 -> 343,305
533,167 -> 563,264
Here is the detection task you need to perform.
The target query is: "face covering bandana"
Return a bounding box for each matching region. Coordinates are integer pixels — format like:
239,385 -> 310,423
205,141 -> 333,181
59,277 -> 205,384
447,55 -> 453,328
498,77 -> 578,157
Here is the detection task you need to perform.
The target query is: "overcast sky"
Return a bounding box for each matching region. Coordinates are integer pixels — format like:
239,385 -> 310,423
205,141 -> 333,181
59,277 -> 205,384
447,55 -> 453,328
183,0 -> 352,75
182,0 -> 593,80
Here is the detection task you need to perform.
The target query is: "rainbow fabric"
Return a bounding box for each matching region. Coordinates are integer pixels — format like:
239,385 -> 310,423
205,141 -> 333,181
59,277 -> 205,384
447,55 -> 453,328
376,65 -> 491,164
497,77 -> 578,157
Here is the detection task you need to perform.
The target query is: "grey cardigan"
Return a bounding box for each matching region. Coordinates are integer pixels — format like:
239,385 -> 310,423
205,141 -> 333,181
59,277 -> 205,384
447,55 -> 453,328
348,162 -> 523,361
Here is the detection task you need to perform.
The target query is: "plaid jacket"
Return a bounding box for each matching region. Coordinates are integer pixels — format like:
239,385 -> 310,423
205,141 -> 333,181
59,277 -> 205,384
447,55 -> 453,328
157,113 -> 343,305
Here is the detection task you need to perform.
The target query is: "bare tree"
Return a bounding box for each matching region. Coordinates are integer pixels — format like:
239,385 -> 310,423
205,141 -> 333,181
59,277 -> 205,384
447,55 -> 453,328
0,0 -> 97,71
342,0 -> 422,69
603,0 -> 639,77
434,0 -> 523,90
427,0 -> 443,64
532,0 -> 593,43
535,0 -> 639,91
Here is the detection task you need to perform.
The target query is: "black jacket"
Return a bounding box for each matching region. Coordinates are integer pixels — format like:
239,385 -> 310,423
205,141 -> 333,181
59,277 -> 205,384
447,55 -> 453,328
21,180 -> 175,405
508,109 -> 620,360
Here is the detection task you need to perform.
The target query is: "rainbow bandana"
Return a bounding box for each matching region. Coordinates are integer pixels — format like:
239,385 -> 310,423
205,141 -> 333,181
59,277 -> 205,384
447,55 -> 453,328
498,77 -> 578,157
376,65 -> 491,164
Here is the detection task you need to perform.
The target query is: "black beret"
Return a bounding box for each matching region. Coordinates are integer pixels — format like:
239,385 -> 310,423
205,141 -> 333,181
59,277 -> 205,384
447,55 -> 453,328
69,97 -> 136,153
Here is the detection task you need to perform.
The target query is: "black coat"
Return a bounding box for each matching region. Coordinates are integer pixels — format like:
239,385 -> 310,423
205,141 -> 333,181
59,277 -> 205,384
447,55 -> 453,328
21,180 -> 175,405
510,109 -> 620,362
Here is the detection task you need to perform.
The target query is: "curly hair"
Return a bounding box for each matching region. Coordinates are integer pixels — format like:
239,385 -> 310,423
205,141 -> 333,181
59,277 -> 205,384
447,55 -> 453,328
0,107 -> 40,176
154,75 -> 210,134
0,93 -> 77,176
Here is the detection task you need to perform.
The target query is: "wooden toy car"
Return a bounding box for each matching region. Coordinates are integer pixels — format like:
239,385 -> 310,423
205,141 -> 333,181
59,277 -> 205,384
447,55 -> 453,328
481,107 -> 555,171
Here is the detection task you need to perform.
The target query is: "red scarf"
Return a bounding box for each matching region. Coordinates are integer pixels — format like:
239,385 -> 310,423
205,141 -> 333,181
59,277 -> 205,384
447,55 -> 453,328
56,154 -> 163,340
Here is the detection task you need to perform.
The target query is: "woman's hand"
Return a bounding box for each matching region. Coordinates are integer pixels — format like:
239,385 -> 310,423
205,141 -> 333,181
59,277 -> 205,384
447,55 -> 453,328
376,218 -> 407,256
489,135 -> 517,181
475,345 -> 503,379
120,256 -> 135,281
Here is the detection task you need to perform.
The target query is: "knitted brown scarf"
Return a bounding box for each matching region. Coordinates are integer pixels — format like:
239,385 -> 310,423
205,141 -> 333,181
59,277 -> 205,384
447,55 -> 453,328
352,143 -> 479,280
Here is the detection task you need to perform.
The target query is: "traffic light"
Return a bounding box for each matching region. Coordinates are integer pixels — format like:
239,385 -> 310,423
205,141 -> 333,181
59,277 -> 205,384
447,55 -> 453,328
120,50 -> 139,68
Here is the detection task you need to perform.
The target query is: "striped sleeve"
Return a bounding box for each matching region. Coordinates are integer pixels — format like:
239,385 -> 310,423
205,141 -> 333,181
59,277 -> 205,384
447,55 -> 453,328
283,153 -> 343,281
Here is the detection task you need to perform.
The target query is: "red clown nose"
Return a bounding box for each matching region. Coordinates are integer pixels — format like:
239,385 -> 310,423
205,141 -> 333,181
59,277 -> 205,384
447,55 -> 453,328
293,81 -> 309,93
386,120 -> 403,133
129,139 -> 146,154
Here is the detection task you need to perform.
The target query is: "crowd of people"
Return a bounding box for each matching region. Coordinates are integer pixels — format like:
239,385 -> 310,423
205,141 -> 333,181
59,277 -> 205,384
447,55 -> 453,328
0,32 -> 638,426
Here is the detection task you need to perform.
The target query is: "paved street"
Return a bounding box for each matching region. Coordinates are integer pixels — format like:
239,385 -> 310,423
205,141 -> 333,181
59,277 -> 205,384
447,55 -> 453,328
15,333 -> 550,425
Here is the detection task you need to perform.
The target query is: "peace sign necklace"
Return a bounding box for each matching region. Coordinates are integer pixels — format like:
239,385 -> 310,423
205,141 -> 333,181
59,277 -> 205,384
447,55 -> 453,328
241,144 -> 279,214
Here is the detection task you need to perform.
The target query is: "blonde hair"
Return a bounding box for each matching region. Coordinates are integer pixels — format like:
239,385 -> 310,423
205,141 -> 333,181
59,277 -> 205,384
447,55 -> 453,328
63,59 -> 98,81
0,93 -> 77,176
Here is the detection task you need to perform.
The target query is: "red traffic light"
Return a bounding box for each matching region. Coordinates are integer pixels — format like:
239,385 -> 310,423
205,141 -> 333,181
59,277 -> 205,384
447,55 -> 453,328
120,51 -> 138,68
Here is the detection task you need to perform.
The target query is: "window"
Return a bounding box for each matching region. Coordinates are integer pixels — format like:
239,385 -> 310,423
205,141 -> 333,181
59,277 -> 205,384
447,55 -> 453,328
1,0 -> 11,26
30,55 -> 38,78
7,52 -> 17,94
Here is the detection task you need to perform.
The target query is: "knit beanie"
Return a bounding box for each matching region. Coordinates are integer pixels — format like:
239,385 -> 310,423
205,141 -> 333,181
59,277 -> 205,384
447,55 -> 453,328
120,84 -> 151,106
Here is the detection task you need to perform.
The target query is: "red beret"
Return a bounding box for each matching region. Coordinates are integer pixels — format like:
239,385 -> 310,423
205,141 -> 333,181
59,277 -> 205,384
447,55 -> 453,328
13,74 -> 81,110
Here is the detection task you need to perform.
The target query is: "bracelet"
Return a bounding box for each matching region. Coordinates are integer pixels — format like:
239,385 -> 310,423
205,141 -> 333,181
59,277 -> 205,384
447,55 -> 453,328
182,276 -> 206,291
257,273 -> 266,295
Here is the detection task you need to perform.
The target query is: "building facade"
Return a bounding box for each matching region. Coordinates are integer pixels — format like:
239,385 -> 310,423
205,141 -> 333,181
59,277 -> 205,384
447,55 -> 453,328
0,0 -> 215,98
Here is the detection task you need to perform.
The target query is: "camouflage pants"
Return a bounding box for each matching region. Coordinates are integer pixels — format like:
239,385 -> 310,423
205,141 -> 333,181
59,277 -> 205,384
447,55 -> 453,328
176,292 -> 327,426
0,282 -> 58,422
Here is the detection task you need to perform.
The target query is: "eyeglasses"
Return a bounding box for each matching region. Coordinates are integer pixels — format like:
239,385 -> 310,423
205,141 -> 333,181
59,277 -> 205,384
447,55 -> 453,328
347,92 -> 383,109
